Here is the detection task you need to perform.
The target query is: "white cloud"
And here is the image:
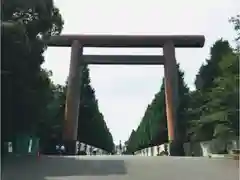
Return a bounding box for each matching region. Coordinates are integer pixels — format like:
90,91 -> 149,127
43,0 -> 240,144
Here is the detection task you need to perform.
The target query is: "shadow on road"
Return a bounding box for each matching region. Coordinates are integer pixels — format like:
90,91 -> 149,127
2,155 -> 127,180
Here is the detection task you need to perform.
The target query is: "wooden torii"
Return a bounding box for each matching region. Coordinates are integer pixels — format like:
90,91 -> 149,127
45,34 -> 205,155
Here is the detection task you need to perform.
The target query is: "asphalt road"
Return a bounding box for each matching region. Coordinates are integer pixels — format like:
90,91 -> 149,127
2,155 -> 239,180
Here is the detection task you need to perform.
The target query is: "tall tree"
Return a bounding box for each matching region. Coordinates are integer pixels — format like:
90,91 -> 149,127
188,15 -> 240,142
127,64 -> 189,153
1,0 -> 64,155
195,40 -> 233,90
1,0 -> 63,141
77,65 -> 114,152
189,42 -> 239,142
2,0 -> 114,154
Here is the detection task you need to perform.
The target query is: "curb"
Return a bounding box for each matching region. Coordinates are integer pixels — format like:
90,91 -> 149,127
208,154 -> 239,160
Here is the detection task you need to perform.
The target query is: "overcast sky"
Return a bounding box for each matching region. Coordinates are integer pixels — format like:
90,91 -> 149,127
43,0 -> 239,144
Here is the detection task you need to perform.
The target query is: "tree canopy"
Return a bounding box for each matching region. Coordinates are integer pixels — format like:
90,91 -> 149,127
2,0 -> 114,154
2,0 -> 63,144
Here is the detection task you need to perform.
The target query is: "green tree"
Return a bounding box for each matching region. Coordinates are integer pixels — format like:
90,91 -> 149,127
77,65 -> 114,152
1,0 -> 63,154
40,66 -> 114,153
188,20 -> 239,142
127,64 -> 190,153
126,130 -> 136,153
195,40 -> 233,90
190,51 -> 239,142
2,0 -> 114,155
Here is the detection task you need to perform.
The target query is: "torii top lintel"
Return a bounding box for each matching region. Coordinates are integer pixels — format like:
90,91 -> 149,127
45,34 -> 205,48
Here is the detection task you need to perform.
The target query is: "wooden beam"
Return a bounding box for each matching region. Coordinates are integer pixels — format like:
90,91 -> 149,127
81,55 -> 165,65
44,35 -> 205,48
1,22 -> 205,48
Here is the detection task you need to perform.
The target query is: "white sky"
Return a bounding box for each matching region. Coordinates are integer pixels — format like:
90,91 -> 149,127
43,0 -> 240,144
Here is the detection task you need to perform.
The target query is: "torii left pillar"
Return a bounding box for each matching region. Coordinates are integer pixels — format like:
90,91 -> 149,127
63,40 -> 83,155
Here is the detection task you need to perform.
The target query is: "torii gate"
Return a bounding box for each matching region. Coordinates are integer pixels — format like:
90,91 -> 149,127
46,34 -> 205,155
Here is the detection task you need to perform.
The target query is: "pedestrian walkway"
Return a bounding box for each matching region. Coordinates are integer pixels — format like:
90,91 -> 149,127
2,155 -> 239,180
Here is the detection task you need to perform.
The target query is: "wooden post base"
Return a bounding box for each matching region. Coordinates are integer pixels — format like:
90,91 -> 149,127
62,140 -> 77,155
169,140 -> 185,156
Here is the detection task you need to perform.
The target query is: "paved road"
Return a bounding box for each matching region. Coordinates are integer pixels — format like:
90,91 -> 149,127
2,155 -> 239,180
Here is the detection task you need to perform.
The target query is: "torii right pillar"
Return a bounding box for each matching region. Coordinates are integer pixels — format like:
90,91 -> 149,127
163,41 -> 183,156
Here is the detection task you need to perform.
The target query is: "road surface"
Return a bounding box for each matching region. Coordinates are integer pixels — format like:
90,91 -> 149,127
2,155 -> 239,180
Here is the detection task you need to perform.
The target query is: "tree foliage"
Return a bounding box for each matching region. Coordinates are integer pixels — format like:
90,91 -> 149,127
77,65 -> 114,152
126,65 -> 190,153
189,44 -> 239,141
2,0 -> 114,154
2,0 -> 63,146
126,17 -> 239,153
